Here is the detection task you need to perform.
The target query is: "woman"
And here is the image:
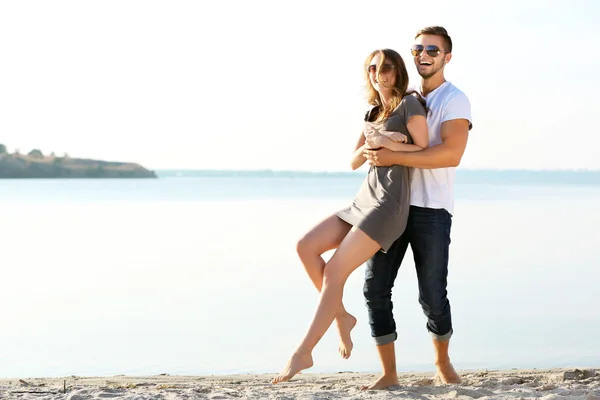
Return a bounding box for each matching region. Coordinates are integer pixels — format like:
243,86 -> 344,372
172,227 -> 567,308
272,48 -> 429,384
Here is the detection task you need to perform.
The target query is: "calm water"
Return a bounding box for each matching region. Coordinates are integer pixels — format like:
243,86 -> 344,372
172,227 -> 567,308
0,170 -> 599,378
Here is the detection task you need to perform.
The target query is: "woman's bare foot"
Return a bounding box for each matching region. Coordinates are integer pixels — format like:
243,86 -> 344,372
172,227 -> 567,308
336,312 -> 357,359
360,374 -> 399,390
271,351 -> 314,384
435,361 -> 461,384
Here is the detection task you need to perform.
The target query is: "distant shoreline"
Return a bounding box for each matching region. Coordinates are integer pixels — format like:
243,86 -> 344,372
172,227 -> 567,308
154,168 -> 600,185
157,167 -> 600,174
0,153 -> 156,179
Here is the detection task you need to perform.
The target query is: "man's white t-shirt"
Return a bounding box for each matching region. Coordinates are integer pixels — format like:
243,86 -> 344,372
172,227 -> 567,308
410,81 -> 472,215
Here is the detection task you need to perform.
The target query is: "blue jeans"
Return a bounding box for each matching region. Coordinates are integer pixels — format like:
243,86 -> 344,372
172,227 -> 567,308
363,206 -> 453,345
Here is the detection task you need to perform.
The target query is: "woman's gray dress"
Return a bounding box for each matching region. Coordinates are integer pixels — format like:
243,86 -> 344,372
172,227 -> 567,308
336,95 -> 426,252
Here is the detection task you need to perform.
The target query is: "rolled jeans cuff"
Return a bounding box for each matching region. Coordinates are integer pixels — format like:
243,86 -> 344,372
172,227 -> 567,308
374,332 -> 397,346
430,328 -> 453,342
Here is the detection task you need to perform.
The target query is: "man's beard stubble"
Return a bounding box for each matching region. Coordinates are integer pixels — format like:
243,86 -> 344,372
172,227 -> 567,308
419,58 -> 446,79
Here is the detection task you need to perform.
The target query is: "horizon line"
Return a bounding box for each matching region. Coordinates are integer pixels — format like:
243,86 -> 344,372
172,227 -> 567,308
152,167 -> 600,173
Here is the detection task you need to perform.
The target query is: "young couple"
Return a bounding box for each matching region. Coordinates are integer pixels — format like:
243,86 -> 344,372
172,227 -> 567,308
273,26 -> 473,390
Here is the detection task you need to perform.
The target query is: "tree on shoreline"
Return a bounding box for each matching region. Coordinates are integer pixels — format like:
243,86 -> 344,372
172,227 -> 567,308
28,149 -> 44,159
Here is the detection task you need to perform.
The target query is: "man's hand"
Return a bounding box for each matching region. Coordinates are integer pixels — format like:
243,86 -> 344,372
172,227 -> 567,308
363,148 -> 396,167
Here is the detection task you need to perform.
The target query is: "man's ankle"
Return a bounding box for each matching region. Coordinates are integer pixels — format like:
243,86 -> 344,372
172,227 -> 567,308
432,338 -> 451,362
435,358 -> 451,366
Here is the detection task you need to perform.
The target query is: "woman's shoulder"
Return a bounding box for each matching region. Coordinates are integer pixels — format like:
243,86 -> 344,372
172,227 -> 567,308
401,93 -> 424,106
399,93 -> 427,114
387,94 -> 422,115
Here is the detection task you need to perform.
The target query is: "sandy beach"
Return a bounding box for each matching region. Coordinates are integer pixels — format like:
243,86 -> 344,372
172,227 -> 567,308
0,368 -> 598,399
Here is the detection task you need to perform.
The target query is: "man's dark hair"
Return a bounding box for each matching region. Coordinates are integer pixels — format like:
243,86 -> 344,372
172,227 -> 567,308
415,26 -> 452,53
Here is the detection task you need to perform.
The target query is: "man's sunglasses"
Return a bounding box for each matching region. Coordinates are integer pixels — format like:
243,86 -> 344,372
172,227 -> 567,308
410,45 -> 448,57
367,64 -> 395,74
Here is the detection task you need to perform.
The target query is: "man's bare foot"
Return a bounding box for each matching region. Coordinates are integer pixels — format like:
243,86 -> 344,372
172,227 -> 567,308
336,312 -> 357,359
360,374 -> 399,390
271,351 -> 313,384
435,361 -> 461,384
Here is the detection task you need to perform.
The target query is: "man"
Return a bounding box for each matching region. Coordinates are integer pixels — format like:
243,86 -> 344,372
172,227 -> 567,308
361,26 -> 473,390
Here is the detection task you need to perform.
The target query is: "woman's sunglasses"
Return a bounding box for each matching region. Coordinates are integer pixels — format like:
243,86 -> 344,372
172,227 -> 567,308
367,64 -> 395,74
410,45 -> 447,57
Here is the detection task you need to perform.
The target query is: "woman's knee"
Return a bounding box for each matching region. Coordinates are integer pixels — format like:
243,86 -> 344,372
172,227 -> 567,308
296,227 -> 332,259
296,234 -> 316,259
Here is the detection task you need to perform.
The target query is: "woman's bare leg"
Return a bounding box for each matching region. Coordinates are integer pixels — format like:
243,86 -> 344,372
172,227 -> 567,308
273,226 -> 381,384
296,215 -> 357,358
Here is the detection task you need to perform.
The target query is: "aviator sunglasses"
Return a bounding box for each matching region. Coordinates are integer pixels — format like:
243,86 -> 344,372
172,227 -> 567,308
366,63 -> 395,74
410,44 -> 448,57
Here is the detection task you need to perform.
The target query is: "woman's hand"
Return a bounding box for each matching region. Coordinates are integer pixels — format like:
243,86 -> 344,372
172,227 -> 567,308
380,130 -> 408,143
364,125 -> 380,139
365,135 -> 391,149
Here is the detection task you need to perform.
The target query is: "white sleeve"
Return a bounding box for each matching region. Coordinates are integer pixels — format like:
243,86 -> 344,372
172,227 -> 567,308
443,91 -> 473,130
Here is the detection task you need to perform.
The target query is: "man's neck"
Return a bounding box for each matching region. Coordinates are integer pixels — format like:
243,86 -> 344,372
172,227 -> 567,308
420,74 -> 446,97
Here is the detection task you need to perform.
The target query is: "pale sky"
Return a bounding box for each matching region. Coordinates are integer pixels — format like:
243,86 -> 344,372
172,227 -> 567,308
1,0 -> 598,171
